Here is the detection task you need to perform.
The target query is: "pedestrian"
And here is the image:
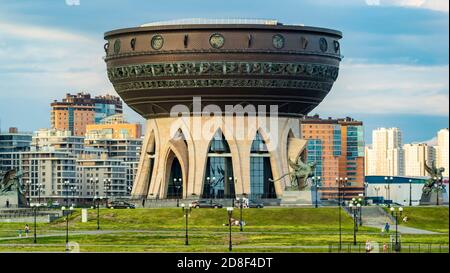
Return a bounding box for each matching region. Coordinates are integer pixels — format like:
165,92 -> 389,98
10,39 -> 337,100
385,222 -> 390,233
6,199 -> 10,208
24,224 -> 30,237
18,229 -> 22,238
142,198 -> 146,208
383,243 -> 389,253
365,240 -> 371,253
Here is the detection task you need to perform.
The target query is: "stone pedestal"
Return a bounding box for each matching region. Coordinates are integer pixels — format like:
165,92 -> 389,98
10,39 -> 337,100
419,191 -> 447,205
280,190 -> 313,206
0,192 -> 19,208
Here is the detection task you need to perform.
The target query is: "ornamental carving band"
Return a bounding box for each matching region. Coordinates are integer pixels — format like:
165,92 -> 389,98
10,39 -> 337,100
107,61 -> 339,82
113,78 -> 333,93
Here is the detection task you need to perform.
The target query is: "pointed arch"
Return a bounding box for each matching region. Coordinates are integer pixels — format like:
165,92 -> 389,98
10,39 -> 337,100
202,128 -> 235,199
249,129 -> 277,200
166,152 -> 183,199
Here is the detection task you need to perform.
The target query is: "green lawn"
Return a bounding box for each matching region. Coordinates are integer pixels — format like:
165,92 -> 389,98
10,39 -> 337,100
0,207 -> 447,253
385,206 -> 449,233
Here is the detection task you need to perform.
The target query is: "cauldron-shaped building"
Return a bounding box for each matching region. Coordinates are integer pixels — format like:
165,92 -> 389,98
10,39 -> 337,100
104,19 -> 342,202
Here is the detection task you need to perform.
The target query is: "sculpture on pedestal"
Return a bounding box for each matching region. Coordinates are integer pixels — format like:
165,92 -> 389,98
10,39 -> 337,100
270,158 -> 316,191
0,169 -> 27,207
420,161 -> 446,205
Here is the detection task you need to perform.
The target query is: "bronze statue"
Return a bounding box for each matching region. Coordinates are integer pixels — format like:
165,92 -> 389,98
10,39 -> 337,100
270,157 -> 316,190
0,169 -> 27,206
423,161 -> 445,195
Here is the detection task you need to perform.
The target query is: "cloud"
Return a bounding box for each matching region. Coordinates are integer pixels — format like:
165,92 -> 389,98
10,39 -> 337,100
0,21 -> 109,97
315,60 -> 449,116
0,20 -> 145,130
0,21 -> 95,44
365,0 -> 449,12
414,136 -> 438,145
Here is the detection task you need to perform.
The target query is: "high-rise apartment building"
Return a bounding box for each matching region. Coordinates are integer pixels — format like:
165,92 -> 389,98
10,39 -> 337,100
365,127 -> 404,176
77,152 -> 128,198
94,95 -> 123,123
435,128 -> 449,177
403,143 -> 435,176
50,92 -> 123,136
21,147 -> 78,203
85,114 -> 142,140
301,115 -> 365,200
32,129 -> 85,155
0,127 -> 32,173
85,115 -> 142,194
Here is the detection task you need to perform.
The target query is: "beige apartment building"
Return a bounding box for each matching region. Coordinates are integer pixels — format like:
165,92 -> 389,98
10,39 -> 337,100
403,143 -> 435,176
435,128 -> 449,177
365,128 -> 404,176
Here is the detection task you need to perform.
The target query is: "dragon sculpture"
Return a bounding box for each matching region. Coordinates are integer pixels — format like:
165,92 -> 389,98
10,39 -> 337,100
423,161 -> 445,195
270,157 -> 316,190
0,170 -> 27,206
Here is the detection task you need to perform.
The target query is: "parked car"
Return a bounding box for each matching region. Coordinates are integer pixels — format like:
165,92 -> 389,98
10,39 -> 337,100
106,201 -> 135,209
248,200 -> 264,208
191,200 -> 223,208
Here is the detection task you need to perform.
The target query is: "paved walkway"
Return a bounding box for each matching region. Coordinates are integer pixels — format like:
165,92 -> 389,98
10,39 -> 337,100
359,206 -> 439,234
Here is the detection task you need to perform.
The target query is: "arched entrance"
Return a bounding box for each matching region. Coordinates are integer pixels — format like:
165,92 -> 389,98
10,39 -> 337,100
202,130 -> 236,199
167,156 -> 183,199
250,131 -> 276,200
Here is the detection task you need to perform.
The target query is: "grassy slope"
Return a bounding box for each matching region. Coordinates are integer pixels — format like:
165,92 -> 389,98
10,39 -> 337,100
0,207 -> 448,252
389,206 -> 449,233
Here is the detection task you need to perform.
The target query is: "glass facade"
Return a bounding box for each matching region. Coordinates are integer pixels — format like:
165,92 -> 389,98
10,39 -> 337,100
167,157 -> 182,198
345,125 -> 364,182
333,125 -> 342,156
306,139 -> 323,178
249,132 -> 276,200
203,131 -> 235,198
346,126 -> 364,160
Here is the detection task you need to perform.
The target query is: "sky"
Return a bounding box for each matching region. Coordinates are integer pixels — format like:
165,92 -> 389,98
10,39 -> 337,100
0,0 -> 448,144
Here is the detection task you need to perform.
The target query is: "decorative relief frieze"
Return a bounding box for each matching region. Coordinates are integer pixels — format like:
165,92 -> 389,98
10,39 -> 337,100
108,61 -> 339,82
113,78 -> 333,93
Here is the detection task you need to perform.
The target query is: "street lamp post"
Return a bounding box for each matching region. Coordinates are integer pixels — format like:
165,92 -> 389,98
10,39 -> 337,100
228,177 -> 234,207
26,180 -> 31,207
95,195 -> 103,230
104,178 -> 111,205
336,177 -> 348,251
348,200 -> 361,246
409,179 -> 413,206
374,186 -> 380,205
32,203 -> 39,243
384,176 -> 393,207
62,205 -> 74,252
313,176 -> 321,208
227,207 -> 234,251
37,183 -> 42,205
433,176 -> 443,206
63,180 -> 70,207
70,186 -> 76,207
390,206 -> 403,252
358,195 -> 363,226
181,203 -> 192,245
364,182 -> 369,205
175,177 -> 182,207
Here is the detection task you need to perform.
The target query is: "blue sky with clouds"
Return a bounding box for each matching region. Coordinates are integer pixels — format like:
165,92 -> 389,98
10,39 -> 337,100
0,0 -> 448,144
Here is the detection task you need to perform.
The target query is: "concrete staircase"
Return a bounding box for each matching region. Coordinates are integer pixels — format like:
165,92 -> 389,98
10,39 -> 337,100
361,206 -> 394,226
